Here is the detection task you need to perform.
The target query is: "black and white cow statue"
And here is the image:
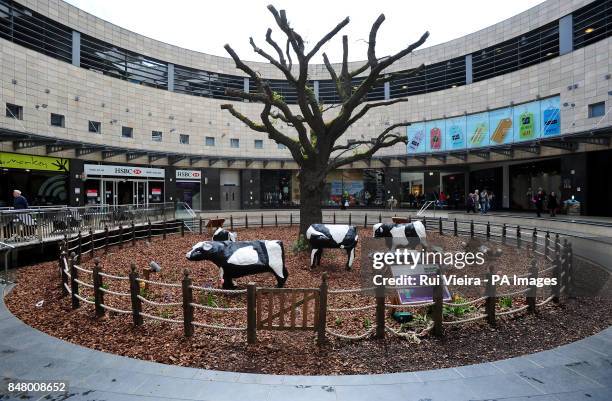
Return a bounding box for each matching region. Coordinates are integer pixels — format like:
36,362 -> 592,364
185,240 -> 287,289
372,221 -> 428,249
306,224 -> 358,270
211,227 -> 237,242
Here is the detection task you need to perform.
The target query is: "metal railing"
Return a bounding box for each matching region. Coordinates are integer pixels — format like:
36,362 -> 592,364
0,203 -> 176,244
0,241 -> 15,284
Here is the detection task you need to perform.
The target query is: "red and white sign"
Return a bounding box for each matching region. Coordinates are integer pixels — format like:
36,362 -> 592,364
86,189 -> 98,197
176,170 -> 201,180
84,164 -> 165,178
151,188 -> 162,195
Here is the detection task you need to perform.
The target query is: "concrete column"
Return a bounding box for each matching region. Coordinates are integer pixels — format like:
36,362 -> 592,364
502,164 -> 510,208
465,54 -> 473,84
559,14 -> 573,56
201,168 -> 221,210
167,63 -> 175,91
69,158 -> 84,206
71,31 -> 80,67
313,80 -> 319,101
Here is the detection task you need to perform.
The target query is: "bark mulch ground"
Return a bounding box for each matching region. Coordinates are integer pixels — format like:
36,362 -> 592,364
5,227 -> 611,375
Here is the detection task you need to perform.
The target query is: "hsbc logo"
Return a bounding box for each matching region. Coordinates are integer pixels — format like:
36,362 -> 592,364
176,170 -> 201,179
133,168 -> 142,175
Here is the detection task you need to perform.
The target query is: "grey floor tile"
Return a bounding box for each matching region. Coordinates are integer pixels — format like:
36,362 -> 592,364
195,380 -> 272,401
369,371 -> 421,384
74,367 -> 152,394
454,362 -> 504,378
516,366 -> 603,394
493,357 -> 544,373
132,375 -> 206,400
563,357 -> 612,387
236,373 -> 285,385
267,384 -> 336,401
398,380 -> 479,401
415,367 -> 463,381
462,373 -> 544,399
526,350 -> 580,367
554,386 -> 612,401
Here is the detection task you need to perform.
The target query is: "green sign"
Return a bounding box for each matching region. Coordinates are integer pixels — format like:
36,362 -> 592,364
0,152 -> 69,172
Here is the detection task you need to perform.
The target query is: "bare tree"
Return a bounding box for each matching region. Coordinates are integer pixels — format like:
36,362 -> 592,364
221,5 -> 429,234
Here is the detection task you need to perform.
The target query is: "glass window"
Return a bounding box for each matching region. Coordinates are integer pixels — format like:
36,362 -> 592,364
205,136 -> 215,146
122,126 -> 133,138
230,138 -> 240,148
50,113 -> 65,127
88,121 -> 101,133
174,64 -> 244,100
151,130 -> 162,142
573,0 -> 612,50
588,102 -> 606,118
5,103 -> 23,120
277,143 -> 286,149
254,139 -> 263,149
179,134 -> 190,144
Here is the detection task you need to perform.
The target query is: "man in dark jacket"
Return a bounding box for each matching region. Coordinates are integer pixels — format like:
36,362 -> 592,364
13,190 -> 29,209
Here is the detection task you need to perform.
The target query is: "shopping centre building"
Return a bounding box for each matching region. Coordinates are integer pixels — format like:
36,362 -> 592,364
0,0 -> 611,215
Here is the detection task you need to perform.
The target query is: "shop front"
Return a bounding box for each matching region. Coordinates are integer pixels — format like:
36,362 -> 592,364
261,170 -> 293,208
0,152 -> 69,207
83,164 -> 165,206
175,170 -> 202,210
509,159 -> 561,210
324,169 -> 385,208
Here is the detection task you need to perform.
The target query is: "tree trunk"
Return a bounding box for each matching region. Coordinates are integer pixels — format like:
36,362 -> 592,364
298,168 -> 326,236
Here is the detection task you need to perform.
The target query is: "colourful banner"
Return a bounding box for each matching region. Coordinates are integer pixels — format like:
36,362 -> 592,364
541,96 -> 561,137
513,100 -> 541,142
445,116 -> 467,150
467,112 -> 489,149
426,119 -> 445,152
488,107 -> 514,146
0,152 -> 69,172
406,122 -> 426,153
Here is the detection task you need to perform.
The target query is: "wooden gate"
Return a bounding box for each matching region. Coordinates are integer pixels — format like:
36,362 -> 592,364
246,273 -> 328,344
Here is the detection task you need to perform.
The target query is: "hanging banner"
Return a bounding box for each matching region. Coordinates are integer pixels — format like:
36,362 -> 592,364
445,116 -> 467,150
84,164 -> 165,178
467,111 -> 489,149
513,100 -> 541,142
406,122 -> 426,153
489,107 -> 514,145
0,152 -> 69,172
541,96 -> 561,137
426,119 -> 445,152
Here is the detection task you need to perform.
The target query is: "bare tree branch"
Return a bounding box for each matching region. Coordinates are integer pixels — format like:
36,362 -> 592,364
265,28 -> 286,67
367,14 -> 386,66
306,16 -> 350,60
346,98 -> 408,126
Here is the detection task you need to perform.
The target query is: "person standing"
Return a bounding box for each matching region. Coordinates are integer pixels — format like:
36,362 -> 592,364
480,189 -> 489,215
466,192 -> 475,213
13,189 -> 28,209
534,189 -> 544,217
526,187 -> 533,210
547,191 -> 558,217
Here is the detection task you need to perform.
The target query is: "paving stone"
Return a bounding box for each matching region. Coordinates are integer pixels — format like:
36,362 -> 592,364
553,387 -> 612,401
492,357 -> 544,373
563,357 -> 612,387
460,373 -> 543,399
516,366 -> 603,394
453,362 -> 504,378
268,383 -> 336,401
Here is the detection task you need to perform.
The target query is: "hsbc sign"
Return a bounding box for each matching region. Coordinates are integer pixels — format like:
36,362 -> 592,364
176,170 -> 201,180
84,164 -> 165,178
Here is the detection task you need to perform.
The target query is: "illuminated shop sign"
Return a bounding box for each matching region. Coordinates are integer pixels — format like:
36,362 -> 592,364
84,164 -> 165,178
0,152 -> 69,172
407,96 -> 561,154
176,170 -> 201,180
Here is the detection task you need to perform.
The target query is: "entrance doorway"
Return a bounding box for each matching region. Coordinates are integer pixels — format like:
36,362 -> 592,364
220,186 -> 240,210
85,179 -> 164,206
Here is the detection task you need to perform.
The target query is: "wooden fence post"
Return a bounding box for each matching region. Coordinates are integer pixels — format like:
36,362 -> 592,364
453,219 -> 457,236
132,221 -> 136,245
422,218 -> 427,230
180,220 -> 185,237
486,221 -> 490,240
527,259 -> 538,313
230,215 -> 234,230
93,258 -> 104,317
69,252 -> 79,309
502,223 -> 507,244
129,263 -> 143,326
290,213 -> 293,227
438,217 -> 443,235
119,225 -> 124,248
555,233 -> 560,253
485,269 -> 496,326
562,239 -> 569,295
348,213 -> 352,226
552,250 -> 561,304
375,283 -> 386,339
182,270 -> 194,337
567,242 -> 575,298
261,214 -> 264,228
364,214 -> 368,228
199,217 -> 203,235
247,282 -> 257,344
432,276 -> 443,336
317,273 -> 328,345
333,213 -> 336,224
147,220 -> 152,241
60,250 -> 68,296
104,225 -> 109,253
378,213 -> 382,223
77,231 -> 82,258
408,215 -> 411,223
532,228 -> 537,251
245,215 -> 249,229
162,220 -> 166,240
516,226 -> 521,248
470,220 -> 474,238
544,232 -> 550,258
275,214 -> 278,227
89,229 -> 95,258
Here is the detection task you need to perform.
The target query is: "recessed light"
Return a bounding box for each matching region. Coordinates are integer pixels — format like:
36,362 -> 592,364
585,27 -> 595,33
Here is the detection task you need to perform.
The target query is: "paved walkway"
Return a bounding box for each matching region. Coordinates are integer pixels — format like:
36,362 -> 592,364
0,285 -> 611,401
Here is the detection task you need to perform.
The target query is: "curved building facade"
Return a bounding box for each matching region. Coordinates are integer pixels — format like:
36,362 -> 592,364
0,0 -> 611,214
